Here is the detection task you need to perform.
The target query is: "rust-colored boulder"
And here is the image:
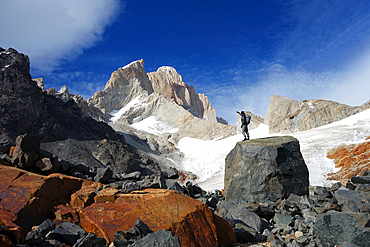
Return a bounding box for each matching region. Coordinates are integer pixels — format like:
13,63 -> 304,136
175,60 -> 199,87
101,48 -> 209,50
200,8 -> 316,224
327,140 -> 370,183
0,165 -> 84,232
78,188 -> 235,247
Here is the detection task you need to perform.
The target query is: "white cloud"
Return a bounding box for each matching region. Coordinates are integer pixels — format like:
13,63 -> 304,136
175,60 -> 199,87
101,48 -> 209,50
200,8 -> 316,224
0,0 -> 121,72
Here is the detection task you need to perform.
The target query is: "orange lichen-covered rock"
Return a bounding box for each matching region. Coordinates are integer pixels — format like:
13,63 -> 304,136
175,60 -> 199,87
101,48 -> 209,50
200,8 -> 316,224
327,140 -> 370,183
78,188 -> 235,247
0,165 -> 235,247
0,165 -> 84,231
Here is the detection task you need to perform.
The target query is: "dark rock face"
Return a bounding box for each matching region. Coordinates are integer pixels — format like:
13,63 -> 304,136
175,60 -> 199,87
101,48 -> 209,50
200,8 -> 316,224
0,47 -> 118,142
224,136 -> 309,204
0,48 -> 46,139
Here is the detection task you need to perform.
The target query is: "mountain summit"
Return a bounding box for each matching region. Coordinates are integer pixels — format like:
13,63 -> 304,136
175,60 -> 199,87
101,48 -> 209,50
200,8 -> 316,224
87,60 -> 235,145
148,66 -> 217,122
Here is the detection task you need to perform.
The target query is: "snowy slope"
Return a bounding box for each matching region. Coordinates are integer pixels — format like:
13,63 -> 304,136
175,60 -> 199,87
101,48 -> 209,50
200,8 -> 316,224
178,109 -> 370,191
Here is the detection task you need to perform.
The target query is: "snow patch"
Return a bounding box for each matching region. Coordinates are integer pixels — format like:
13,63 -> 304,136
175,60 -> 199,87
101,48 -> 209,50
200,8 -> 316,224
121,60 -> 140,70
130,116 -> 179,135
110,95 -> 148,122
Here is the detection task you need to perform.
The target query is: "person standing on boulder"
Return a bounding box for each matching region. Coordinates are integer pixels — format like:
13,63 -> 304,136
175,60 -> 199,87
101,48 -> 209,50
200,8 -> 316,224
237,111 -> 251,141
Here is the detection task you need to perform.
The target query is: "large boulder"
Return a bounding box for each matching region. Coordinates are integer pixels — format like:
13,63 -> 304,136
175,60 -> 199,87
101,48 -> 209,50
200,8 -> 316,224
78,188 -> 235,247
224,136 -> 309,204
0,165 -> 88,243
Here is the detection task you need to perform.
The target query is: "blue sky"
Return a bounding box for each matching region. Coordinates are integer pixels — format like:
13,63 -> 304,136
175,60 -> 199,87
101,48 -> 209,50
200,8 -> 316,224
1,0 -> 370,124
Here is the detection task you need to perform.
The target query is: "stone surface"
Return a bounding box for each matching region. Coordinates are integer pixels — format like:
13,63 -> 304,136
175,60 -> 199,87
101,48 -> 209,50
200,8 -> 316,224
73,232 -> 106,247
46,222 -> 87,246
264,95 -> 370,134
129,230 -> 181,247
217,201 -> 263,232
0,165 -> 83,231
224,136 -> 309,204
314,211 -> 370,247
78,188 -> 235,246
327,141 -> 370,184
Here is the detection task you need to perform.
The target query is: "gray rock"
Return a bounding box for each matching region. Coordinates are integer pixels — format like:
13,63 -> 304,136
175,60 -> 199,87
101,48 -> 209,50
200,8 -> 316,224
218,201 -> 263,232
351,176 -> 370,184
129,230 -> 181,247
11,134 -> 40,169
73,233 -> 106,247
46,222 -> 87,246
342,199 -> 360,213
314,211 -> 370,247
113,219 -> 153,247
274,213 -> 293,226
335,189 -> 362,204
138,174 -> 166,189
262,229 -> 274,242
122,171 -> 141,180
331,182 -> 343,191
270,239 -> 286,247
36,219 -> 55,237
162,167 -> 179,179
309,186 -> 332,198
165,180 -> 186,194
0,133 -> 15,154
225,136 -> 309,204
94,167 -> 113,184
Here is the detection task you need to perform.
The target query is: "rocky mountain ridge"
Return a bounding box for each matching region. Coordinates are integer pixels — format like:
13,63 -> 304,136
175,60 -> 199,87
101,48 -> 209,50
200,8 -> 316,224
265,95 -> 370,134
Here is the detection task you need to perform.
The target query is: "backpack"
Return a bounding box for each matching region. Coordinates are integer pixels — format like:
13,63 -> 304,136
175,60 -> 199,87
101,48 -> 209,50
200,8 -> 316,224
245,114 -> 251,125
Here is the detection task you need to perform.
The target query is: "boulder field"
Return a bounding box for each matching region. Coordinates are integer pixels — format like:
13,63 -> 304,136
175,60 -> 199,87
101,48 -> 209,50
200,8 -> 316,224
0,165 -> 235,247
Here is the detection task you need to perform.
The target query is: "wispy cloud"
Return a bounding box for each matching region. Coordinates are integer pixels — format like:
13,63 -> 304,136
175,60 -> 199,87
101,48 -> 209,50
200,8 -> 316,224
0,0 -> 122,72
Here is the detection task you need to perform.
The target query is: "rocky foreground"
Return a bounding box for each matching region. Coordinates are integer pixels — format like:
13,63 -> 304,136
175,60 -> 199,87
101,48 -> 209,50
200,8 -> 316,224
1,134 -> 370,247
